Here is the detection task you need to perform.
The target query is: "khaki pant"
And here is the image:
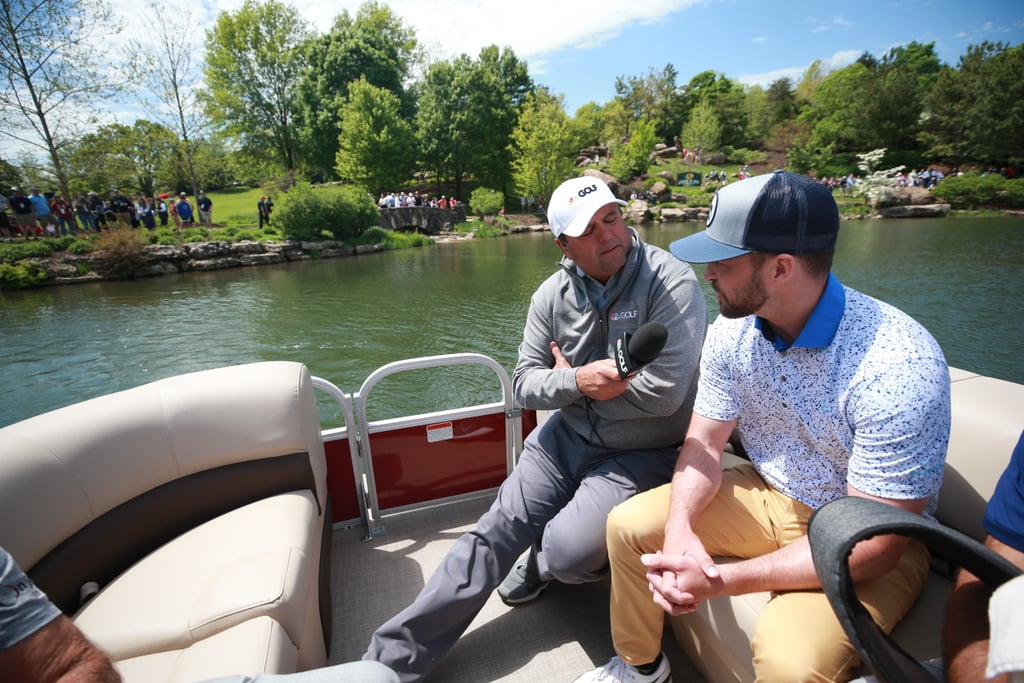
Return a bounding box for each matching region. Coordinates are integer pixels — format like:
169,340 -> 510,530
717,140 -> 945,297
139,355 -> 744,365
607,463 -> 930,683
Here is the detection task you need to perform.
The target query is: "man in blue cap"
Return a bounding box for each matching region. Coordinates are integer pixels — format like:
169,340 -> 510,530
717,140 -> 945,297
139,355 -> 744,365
573,171 -> 952,683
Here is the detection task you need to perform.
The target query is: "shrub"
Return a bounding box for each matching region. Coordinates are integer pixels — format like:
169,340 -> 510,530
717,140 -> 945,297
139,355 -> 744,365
0,240 -> 54,263
932,175 -> 1024,209
0,262 -> 47,289
469,187 -> 504,218
276,183 -> 378,242
359,226 -> 432,250
91,229 -> 149,278
231,230 -> 261,242
180,227 -> 209,242
66,238 -> 94,255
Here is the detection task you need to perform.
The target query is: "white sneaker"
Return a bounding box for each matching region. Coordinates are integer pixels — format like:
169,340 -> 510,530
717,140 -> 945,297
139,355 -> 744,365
572,655 -> 671,683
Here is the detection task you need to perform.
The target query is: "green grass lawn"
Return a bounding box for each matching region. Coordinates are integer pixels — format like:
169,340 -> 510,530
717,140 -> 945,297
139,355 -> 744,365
206,186 -> 265,227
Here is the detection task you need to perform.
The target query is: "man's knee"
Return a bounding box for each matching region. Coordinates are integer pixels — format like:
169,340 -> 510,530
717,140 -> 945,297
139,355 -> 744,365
752,592 -> 859,683
540,521 -> 606,582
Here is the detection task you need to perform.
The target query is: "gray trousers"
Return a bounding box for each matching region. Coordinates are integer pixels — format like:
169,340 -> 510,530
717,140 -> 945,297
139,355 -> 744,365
362,411 -> 678,682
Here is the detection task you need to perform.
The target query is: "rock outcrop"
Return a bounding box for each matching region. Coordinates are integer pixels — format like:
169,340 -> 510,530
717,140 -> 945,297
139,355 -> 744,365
26,239 -> 385,287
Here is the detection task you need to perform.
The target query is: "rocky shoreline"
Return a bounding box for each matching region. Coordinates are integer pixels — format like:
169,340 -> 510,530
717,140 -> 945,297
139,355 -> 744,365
10,199 -> 963,288
24,238 -> 388,287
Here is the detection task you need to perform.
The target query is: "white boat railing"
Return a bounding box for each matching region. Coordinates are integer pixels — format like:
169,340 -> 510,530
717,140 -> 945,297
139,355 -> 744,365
313,353 -> 522,540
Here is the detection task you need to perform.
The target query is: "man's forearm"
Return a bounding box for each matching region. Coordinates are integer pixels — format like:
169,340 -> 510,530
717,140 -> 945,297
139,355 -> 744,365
944,569 -> 998,683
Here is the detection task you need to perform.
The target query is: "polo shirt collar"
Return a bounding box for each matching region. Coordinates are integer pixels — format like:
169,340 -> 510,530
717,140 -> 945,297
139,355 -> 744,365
755,272 -> 845,352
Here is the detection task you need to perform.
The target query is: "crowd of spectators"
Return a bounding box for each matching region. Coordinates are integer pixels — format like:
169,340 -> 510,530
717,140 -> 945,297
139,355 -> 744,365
0,187 -> 211,241
376,191 -> 460,209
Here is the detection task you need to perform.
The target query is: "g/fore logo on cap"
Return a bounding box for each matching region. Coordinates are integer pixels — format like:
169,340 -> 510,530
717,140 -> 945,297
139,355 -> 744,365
706,192 -> 719,227
577,184 -> 599,198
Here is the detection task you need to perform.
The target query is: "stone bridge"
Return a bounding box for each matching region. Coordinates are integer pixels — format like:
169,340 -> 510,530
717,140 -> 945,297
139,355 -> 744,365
377,206 -> 467,234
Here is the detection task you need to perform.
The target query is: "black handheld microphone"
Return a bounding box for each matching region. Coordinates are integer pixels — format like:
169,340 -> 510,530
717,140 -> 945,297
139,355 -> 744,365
615,322 -> 668,379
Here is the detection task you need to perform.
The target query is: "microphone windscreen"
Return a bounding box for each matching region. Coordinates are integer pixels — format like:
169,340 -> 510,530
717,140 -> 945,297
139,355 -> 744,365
627,322 -> 668,364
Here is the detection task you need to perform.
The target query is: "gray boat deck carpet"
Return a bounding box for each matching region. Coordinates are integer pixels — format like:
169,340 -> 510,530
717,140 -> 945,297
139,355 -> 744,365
329,492 -> 705,682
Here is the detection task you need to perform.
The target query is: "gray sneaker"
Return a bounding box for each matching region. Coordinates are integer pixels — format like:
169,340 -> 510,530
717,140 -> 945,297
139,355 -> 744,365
497,552 -> 549,605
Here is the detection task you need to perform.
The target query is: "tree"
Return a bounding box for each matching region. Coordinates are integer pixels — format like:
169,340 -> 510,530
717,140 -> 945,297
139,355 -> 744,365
204,0 -> 311,172
614,64 -> 685,142
608,118 -> 657,182
294,1 -> 417,181
572,101 -> 604,148
510,89 -> 580,208
68,120 -> 177,196
920,42 -> 1024,167
468,187 -> 503,218
679,71 -> 749,148
680,100 -> 721,160
334,77 -> 415,194
462,45 -> 533,196
127,0 -> 208,199
0,0 -> 117,200
417,46 -> 532,199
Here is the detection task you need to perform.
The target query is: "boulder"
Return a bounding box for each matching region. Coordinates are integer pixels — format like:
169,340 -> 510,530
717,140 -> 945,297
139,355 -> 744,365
625,199 -> 653,224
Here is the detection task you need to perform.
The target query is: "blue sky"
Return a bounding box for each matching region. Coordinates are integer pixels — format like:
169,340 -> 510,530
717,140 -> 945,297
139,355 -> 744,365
105,0 -> 1023,118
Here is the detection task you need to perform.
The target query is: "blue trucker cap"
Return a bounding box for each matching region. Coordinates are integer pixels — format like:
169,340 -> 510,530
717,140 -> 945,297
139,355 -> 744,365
669,170 -> 839,263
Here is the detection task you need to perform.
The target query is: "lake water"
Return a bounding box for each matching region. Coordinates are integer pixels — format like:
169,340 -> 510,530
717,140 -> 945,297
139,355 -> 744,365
2,215 -> 1022,429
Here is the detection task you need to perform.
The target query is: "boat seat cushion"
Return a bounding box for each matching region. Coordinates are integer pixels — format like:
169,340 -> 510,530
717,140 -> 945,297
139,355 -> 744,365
73,491 -> 320,662
114,616 -> 298,683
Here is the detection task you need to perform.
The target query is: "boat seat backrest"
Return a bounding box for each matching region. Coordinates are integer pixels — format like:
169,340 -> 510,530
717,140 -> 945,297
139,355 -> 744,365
934,370 -> 1024,542
0,361 -> 326,614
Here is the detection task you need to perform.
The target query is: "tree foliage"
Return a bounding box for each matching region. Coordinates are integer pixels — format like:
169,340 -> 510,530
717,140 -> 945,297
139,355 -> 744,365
128,0 -> 208,198
510,89 -> 580,207
920,42 -> 1024,167
468,187 -> 503,218
0,0 -> 117,199
608,119 -> 657,182
69,121 -> 177,196
204,0 -> 311,171
680,100 -> 721,158
334,77 -> 415,194
418,45 -> 532,198
274,182 -> 378,241
294,1 -> 417,181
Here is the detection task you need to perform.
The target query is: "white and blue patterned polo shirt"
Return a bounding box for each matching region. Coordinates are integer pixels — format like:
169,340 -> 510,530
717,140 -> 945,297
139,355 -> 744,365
696,274 -> 951,515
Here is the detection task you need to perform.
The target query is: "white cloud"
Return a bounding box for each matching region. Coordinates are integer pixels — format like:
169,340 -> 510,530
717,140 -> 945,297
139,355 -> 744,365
736,49 -> 861,88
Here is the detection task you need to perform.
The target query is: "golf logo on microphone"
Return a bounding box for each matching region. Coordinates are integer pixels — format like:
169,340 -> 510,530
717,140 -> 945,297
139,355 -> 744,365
614,322 -> 668,379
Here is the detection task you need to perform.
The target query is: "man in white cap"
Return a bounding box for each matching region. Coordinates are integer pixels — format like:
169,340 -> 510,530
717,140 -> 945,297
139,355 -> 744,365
364,175 -> 708,682
574,171 -> 951,683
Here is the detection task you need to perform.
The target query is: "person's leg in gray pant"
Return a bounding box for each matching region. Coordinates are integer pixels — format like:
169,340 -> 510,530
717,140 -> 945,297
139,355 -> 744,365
362,412 -> 677,682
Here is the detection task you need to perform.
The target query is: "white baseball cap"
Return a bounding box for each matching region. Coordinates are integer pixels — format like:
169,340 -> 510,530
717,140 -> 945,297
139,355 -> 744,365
547,177 -> 627,238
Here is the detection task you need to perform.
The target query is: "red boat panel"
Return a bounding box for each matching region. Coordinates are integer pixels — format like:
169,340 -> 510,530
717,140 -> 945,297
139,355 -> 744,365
369,413 -> 508,510
325,438 -> 360,523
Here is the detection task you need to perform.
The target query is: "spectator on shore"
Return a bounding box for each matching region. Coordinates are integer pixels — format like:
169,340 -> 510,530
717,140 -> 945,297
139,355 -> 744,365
28,187 -> 53,234
50,195 -> 77,235
0,192 -> 11,241
175,192 -> 194,227
89,192 -> 108,231
9,187 -> 37,239
258,195 -> 270,229
109,190 -> 132,229
156,196 -> 169,227
74,193 -> 97,232
140,197 -> 157,230
197,190 -> 213,226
